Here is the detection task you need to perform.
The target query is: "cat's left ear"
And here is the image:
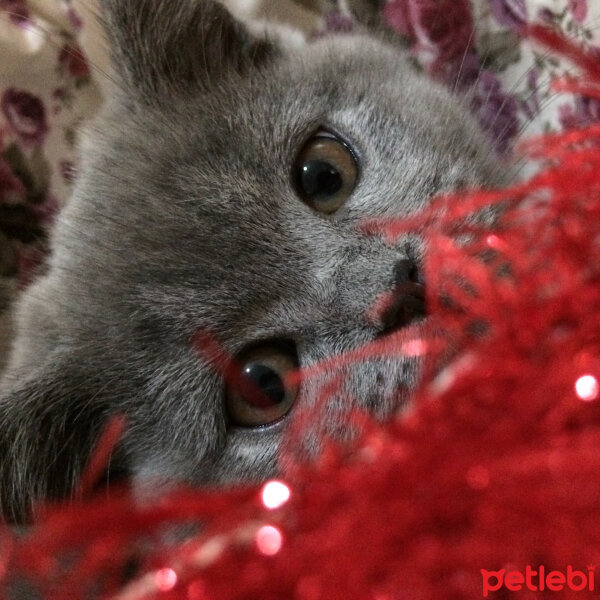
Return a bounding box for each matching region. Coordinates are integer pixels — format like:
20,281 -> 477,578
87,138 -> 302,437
99,0 -> 276,102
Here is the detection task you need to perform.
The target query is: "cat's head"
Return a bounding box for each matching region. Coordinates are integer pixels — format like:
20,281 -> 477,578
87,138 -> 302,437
0,0 -> 505,521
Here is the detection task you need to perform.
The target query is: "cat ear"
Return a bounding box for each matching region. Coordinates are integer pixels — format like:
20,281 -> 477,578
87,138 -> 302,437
99,0 -> 276,100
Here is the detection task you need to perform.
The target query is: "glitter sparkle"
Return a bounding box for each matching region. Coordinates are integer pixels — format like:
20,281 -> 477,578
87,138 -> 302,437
155,568 -> 178,592
575,374 -> 599,401
261,480 -> 291,510
255,525 -> 283,556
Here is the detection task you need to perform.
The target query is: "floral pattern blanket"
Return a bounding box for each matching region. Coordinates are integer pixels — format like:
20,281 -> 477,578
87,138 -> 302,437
0,0 -> 599,366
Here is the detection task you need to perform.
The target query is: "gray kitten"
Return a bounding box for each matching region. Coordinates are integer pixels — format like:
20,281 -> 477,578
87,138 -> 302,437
0,0 -> 504,523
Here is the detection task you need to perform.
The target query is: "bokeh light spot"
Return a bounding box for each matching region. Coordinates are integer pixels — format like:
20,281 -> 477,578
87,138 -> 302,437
255,525 -> 283,556
575,374 -> 599,401
155,568 -> 178,592
486,234 -> 505,249
261,480 -> 291,509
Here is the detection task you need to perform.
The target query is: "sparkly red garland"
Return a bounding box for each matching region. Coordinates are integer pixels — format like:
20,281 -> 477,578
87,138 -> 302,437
2,27 -> 600,600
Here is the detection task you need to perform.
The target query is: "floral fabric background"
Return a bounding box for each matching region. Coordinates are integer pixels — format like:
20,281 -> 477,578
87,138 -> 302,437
0,0 -> 599,367
384,0 -> 600,151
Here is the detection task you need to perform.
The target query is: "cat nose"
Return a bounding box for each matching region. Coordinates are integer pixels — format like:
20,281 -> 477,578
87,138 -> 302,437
379,259 -> 426,333
392,258 -> 423,287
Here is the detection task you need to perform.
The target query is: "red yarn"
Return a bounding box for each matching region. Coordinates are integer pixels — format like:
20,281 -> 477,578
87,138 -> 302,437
2,28 -> 600,599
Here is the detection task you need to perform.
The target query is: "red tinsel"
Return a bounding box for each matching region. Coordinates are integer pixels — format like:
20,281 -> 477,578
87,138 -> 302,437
2,28 -> 600,599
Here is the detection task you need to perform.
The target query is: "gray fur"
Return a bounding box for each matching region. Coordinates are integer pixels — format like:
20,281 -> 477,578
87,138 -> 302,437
0,0 -> 505,522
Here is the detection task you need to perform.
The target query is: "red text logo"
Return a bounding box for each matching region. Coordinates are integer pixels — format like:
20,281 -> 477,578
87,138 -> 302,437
481,565 -> 596,596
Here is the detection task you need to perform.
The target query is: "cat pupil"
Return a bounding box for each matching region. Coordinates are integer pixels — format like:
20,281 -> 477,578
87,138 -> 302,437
243,363 -> 286,407
301,160 -> 343,200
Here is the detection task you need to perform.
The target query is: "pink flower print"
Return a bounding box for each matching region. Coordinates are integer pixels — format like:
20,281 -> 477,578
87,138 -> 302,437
1,89 -> 49,147
568,0 -> 588,24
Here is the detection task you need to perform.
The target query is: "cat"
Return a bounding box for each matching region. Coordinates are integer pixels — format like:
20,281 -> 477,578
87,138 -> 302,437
0,0 -> 506,523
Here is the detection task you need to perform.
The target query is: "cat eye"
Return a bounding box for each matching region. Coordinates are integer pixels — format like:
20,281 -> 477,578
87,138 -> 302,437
294,131 -> 359,214
226,343 -> 299,427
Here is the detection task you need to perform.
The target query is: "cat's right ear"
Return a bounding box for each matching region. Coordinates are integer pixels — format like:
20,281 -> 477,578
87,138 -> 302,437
99,0 -> 276,102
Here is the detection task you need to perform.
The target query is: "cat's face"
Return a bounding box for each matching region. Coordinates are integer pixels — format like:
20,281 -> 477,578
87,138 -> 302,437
0,0 -> 505,520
